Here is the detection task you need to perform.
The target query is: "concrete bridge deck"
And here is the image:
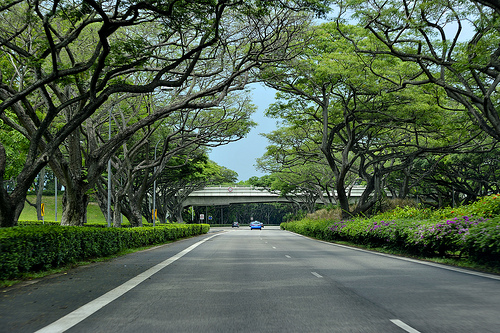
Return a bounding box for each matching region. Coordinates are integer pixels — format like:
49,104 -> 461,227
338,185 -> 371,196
183,185 -> 369,206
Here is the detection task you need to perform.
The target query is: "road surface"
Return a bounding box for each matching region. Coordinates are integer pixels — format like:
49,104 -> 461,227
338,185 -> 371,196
1,226 -> 499,332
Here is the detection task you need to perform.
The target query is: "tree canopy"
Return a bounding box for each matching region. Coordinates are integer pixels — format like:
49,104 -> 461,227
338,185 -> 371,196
0,0 -> 322,227
3,0 -> 500,225
258,22 -> 488,217
334,0 -> 500,141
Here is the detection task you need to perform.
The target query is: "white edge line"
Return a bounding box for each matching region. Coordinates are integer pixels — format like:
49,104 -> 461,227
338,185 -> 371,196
390,319 -> 421,333
35,233 -> 220,333
286,231 -> 500,281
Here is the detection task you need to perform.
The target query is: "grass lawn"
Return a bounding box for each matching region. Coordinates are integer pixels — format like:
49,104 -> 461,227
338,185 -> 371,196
20,195 -> 110,224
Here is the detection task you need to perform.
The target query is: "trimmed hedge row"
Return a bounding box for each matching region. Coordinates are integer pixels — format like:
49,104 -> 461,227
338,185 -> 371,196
0,224 -> 210,280
281,216 -> 500,267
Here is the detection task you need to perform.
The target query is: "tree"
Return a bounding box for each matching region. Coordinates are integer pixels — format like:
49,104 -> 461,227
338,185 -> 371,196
334,0 -> 500,141
386,145 -> 500,207
153,159 -> 239,223
90,90 -> 255,227
0,0 -> 318,227
257,148 -> 337,209
242,175 -> 274,188
259,22 -> 482,218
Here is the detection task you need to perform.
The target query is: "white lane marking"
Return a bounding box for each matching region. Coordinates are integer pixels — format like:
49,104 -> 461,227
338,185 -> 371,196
285,255 -> 291,258
35,234 -> 220,333
272,246 -> 277,249
390,319 -> 421,333
311,271 -> 323,278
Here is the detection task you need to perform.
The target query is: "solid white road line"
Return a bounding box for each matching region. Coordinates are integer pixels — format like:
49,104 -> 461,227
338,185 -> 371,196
390,319 -> 421,333
35,234 -> 221,333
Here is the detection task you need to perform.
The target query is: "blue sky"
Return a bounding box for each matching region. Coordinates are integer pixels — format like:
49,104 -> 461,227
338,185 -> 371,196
208,83 -> 277,182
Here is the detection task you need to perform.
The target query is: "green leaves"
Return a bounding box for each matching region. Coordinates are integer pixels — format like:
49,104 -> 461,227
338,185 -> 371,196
335,0 -> 500,142
0,223 -> 210,280
107,35 -> 152,68
0,116 -> 29,180
281,196 -> 500,266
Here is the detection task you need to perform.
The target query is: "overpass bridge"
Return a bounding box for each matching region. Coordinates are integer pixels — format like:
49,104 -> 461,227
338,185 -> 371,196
182,185 -> 369,206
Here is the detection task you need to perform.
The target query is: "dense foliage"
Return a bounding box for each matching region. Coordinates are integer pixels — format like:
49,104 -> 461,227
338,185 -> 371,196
281,195 -> 500,268
0,223 -> 209,280
0,0 -> 316,227
258,21 -> 490,219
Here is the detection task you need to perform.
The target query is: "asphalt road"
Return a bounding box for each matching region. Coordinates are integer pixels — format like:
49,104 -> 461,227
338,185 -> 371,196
1,227 -> 500,333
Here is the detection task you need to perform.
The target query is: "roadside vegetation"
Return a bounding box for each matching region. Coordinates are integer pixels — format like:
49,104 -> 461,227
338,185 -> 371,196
2,0 -> 500,287
281,195 -> 500,274
0,222 -> 210,287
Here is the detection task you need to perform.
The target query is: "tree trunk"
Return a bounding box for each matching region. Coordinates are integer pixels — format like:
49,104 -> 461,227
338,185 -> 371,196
335,180 -> 352,220
128,209 -> 143,227
61,189 -> 88,226
94,179 -> 114,226
0,192 -> 19,227
113,200 -> 122,228
174,208 -> 184,223
36,167 -> 46,221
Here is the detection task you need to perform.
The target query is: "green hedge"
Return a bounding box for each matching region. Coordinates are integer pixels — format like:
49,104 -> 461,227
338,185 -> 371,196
465,218 -> 500,265
281,215 -> 499,267
0,224 -> 210,280
281,194 -> 500,267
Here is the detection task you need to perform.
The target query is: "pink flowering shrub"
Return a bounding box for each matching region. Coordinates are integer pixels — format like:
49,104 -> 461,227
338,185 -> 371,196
465,217 -> 500,264
405,216 -> 487,256
281,195 -> 500,266
281,216 -> 496,266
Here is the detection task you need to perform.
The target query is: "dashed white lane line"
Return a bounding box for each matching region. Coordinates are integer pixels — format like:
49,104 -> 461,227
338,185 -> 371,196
390,319 -> 421,333
35,234 -> 221,333
311,271 -> 323,278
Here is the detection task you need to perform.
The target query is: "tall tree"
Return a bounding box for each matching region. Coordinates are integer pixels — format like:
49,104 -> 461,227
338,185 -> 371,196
92,90 -> 255,227
0,0 -> 318,227
334,0 -> 500,141
257,133 -> 338,207
153,159 -> 239,223
259,23 -> 482,218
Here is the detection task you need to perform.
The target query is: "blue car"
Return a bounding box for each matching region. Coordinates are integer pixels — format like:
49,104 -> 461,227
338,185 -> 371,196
250,221 -> 263,230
